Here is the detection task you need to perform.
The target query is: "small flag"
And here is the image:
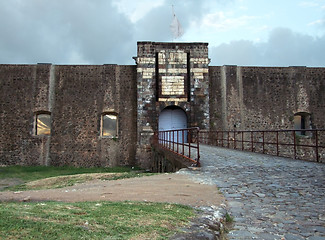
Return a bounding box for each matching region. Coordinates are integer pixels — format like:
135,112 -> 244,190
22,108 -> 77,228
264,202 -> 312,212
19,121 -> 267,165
170,6 -> 184,39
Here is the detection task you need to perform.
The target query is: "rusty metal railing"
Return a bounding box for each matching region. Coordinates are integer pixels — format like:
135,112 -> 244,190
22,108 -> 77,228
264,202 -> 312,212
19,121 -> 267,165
155,127 -> 200,167
200,129 -> 325,163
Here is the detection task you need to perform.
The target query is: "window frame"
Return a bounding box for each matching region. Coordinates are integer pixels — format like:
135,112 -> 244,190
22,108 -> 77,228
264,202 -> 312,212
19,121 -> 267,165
294,112 -> 311,136
101,112 -> 118,138
34,111 -> 51,136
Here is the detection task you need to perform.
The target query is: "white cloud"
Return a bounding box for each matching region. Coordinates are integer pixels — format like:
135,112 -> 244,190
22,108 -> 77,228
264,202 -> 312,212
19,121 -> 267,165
299,1 -> 320,8
308,19 -> 325,26
112,0 -> 164,23
197,11 -> 258,31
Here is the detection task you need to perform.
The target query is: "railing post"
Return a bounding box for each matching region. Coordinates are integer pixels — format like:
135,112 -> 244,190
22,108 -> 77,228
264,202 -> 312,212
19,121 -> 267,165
242,131 -> 244,151
162,132 -> 164,147
188,130 -> 191,160
251,131 -> 254,152
182,129 -> 185,155
293,130 -> 297,159
172,130 -> 175,151
196,127 -> 200,167
215,131 -> 218,146
276,131 -> 279,156
177,130 -> 179,154
221,131 -> 224,147
207,131 -> 209,145
262,131 -> 265,154
315,130 -> 319,162
164,131 -> 166,148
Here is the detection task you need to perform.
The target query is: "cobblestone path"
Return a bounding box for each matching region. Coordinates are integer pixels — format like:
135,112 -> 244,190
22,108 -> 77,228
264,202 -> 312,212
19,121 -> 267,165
183,144 -> 325,240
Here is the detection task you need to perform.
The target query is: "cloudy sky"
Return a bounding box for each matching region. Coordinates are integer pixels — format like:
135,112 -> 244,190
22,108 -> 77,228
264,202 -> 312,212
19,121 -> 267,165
1,0 -> 324,66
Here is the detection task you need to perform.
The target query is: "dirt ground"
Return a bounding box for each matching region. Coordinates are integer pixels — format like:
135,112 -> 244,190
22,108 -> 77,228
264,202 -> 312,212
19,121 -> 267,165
0,173 -> 225,207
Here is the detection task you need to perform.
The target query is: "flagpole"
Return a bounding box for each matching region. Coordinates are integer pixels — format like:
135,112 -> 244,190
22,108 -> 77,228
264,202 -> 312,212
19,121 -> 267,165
170,5 -> 184,42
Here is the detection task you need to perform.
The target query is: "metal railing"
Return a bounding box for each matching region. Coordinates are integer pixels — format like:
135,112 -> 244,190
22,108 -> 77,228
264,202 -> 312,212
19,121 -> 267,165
200,129 -> 325,163
154,127 -> 200,167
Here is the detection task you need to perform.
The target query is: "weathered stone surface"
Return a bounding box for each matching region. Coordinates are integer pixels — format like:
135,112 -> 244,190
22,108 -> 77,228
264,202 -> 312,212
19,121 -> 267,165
209,65 -> 325,162
0,42 -> 324,167
135,42 -> 210,167
170,206 -> 228,240
181,145 -> 325,239
0,64 -> 137,167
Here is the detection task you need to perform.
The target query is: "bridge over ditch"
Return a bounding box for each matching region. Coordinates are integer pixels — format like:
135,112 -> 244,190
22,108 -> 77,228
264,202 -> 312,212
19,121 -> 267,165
184,145 -> 325,239
153,129 -> 325,239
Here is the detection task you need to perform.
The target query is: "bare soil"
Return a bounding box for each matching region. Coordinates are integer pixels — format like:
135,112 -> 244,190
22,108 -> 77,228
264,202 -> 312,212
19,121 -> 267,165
0,173 -> 224,207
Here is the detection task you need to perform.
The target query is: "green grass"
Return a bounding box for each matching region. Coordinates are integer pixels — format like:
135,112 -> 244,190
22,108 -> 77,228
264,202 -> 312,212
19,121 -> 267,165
225,213 -> 234,223
0,166 -> 156,191
0,165 -> 137,182
0,201 -> 194,240
99,172 -> 156,181
0,166 -> 195,239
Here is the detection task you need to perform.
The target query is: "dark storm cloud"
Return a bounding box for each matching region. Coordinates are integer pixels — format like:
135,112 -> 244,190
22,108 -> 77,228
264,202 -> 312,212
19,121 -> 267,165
0,0 -> 211,65
1,0 -> 324,67
210,28 -> 325,67
0,0 -> 135,64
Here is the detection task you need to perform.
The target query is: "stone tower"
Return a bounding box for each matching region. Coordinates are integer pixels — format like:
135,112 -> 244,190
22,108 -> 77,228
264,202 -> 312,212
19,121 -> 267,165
134,42 -> 210,167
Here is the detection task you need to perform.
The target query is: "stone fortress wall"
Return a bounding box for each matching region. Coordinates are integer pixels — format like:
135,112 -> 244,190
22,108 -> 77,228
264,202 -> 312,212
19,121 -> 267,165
209,65 -> 325,131
0,42 -> 324,167
209,65 -> 325,162
0,64 -> 137,167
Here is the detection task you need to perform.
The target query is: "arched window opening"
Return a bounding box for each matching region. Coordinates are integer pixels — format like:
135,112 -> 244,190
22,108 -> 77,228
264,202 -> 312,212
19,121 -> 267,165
101,113 -> 118,138
294,112 -> 310,136
35,112 -> 51,136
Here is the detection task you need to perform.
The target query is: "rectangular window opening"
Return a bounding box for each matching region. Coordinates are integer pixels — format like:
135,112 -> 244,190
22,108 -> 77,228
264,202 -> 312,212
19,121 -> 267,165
101,113 -> 118,138
294,113 -> 310,136
36,113 -> 51,136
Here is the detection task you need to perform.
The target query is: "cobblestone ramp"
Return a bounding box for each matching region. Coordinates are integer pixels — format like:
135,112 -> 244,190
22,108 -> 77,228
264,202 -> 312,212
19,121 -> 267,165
182,144 -> 325,240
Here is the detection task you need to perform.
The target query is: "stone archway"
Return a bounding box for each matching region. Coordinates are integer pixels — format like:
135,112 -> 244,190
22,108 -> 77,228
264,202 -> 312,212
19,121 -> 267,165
159,106 -> 187,143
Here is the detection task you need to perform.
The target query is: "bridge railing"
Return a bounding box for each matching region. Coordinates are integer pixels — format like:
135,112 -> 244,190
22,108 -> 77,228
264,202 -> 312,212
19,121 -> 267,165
154,127 -> 200,167
200,129 -> 325,163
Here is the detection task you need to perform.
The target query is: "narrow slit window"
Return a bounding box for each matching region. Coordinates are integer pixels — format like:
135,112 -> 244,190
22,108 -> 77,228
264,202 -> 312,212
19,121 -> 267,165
102,113 -> 118,137
36,113 -> 51,136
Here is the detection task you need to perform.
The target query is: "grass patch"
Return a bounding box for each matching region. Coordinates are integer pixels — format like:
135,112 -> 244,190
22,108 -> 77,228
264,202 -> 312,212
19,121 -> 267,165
0,201 -> 194,240
99,172 -> 156,181
0,165 -> 155,191
0,165 -> 137,182
225,213 -> 234,223
17,172 -> 156,191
